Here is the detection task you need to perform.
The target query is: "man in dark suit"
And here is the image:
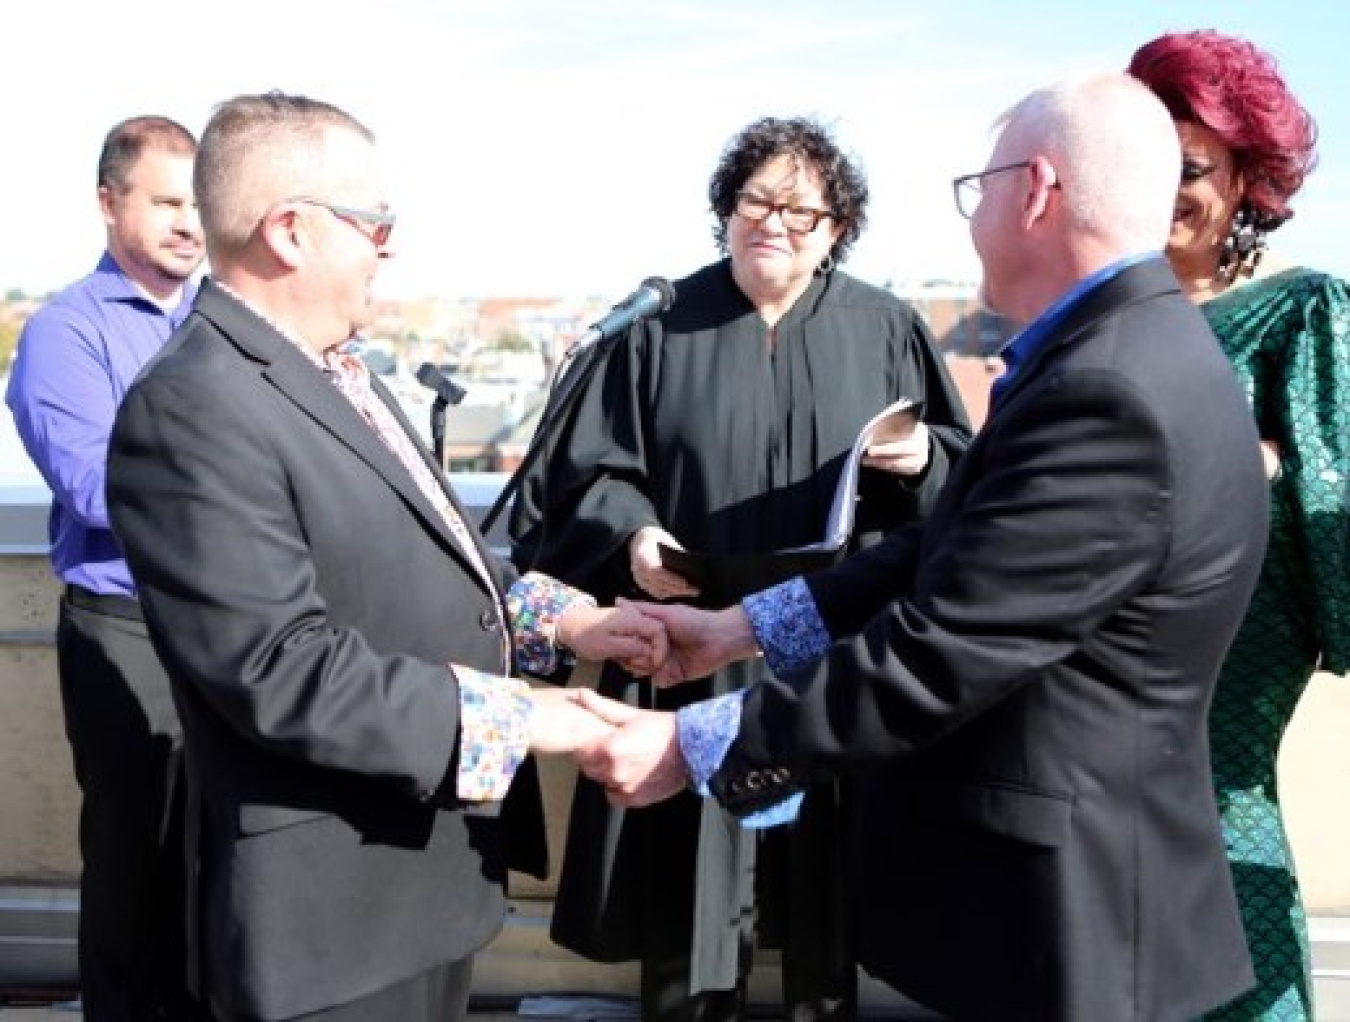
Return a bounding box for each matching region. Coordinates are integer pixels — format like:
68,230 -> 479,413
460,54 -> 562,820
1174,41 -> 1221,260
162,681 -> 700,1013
569,73 -> 1268,1021
106,92 -> 662,1022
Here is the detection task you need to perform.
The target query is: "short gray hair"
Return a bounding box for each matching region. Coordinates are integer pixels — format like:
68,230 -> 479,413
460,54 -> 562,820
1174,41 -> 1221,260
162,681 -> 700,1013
997,73 -> 1179,252
194,91 -> 374,259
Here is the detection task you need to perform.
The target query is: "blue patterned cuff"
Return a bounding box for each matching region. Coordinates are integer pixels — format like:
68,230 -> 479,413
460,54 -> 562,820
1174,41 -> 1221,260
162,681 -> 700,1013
677,692 -> 745,795
506,571 -> 596,677
739,790 -> 805,828
454,665 -> 532,802
743,576 -> 830,677
676,693 -> 802,829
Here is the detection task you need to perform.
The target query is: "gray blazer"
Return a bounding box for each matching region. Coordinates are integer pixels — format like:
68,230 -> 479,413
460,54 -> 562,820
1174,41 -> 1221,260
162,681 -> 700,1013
108,280 -> 546,1019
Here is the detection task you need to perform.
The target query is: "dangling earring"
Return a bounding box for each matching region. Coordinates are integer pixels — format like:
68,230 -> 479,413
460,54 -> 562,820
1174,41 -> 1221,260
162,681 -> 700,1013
1218,205 -> 1269,282
817,252 -> 836,276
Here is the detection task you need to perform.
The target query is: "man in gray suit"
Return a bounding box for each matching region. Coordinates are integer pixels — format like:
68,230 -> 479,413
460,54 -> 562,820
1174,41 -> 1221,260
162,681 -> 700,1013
571,73 -> 1267,1021
107,92 -> 659,1022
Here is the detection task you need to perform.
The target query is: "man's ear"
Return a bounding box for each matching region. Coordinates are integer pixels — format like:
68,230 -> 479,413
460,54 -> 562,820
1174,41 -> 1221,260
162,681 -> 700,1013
1022,154 -> 1059,228
97,185 -> 117,228
258,203 -> 306,270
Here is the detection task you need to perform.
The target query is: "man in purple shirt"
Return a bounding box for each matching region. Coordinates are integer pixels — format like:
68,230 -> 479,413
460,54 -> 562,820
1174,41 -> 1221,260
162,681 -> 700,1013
6,115 -> 204,1021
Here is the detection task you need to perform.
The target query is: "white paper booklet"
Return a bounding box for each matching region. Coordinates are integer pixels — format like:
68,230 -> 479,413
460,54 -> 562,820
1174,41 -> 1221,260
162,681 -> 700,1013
792,396 -> 923,553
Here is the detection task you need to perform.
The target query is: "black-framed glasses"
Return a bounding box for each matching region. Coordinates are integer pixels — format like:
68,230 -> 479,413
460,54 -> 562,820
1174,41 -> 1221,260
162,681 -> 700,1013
951,161 -> 1034,219
734,191 -> 834,234
290,196 -> 396,246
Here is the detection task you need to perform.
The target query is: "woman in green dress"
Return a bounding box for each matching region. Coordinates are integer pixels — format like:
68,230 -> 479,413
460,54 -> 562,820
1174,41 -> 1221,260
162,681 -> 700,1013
1130,30 -> 1350,1021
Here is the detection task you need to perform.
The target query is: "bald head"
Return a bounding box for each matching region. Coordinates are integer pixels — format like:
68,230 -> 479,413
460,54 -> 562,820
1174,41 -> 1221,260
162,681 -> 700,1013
194,92 -> 375,264
995,72 -> 1179,255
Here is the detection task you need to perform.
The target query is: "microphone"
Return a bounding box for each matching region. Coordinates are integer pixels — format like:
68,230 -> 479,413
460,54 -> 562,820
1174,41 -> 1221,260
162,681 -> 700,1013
570,276 -> 676,354
416,362 -> 467,406
477,275 -> 676,537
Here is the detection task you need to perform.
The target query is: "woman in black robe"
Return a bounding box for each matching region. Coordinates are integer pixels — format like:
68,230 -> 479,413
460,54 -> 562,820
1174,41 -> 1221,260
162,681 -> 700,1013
510,116 -> 972,1022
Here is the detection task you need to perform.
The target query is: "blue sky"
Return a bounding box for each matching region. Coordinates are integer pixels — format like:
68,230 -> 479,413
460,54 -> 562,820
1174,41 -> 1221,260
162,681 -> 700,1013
7,0 -> 1348,300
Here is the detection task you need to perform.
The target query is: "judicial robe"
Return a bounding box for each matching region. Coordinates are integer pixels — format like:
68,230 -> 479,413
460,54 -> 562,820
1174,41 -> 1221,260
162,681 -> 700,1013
509,259 -> 972,992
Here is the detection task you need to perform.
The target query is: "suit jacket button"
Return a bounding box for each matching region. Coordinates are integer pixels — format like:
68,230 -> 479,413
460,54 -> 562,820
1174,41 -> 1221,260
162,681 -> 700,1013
479,608 -> 499,632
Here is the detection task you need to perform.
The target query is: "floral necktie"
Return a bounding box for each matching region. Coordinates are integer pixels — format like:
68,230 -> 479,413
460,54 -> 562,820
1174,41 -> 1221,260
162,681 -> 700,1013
323,349 -> 495,590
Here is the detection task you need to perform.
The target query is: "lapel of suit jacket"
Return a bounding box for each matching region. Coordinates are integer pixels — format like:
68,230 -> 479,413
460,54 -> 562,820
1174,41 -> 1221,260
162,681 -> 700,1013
192,280 -> 499,593
990,256 -> 1183,415
368,370 -> 501,583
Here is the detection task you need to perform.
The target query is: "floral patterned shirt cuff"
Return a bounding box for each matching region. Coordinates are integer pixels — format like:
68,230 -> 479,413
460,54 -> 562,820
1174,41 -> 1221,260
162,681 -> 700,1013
506,571 -> 596,677
743,576 -> 831,677
454,664 -> 532,802
677,692 -> 803,829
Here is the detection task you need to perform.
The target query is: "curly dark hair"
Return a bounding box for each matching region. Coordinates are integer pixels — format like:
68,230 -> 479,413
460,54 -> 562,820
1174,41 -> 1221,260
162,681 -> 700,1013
708,116 -> 868,263
1128,30 -> 1318,228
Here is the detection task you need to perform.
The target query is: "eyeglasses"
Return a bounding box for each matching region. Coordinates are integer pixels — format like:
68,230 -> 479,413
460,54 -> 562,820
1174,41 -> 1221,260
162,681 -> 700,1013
733,191 -> 834,234
289,196 -> 396,246
951,158 -> 1069,220
952,162 -> 1040,219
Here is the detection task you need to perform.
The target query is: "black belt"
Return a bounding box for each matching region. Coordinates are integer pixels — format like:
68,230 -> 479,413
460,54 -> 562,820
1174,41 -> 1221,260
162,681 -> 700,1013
64,584 -> 144,622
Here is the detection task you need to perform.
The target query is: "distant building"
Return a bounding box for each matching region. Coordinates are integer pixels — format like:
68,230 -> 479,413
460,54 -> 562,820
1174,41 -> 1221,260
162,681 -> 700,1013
892,281 -> 1015,357
892,281 -> 1012,429
396,385 -> 547,474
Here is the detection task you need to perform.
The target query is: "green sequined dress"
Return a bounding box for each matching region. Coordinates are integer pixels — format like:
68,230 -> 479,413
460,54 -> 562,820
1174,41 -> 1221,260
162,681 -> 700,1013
1201,268 -> 1349,1021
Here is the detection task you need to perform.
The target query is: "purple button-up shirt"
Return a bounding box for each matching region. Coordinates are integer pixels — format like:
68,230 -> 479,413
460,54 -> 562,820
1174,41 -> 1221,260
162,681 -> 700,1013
5,253 -> 196,595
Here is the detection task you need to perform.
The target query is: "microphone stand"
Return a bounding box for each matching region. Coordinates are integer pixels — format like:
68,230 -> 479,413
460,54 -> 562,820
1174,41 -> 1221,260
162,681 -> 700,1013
416,363 -> 467,469
477,338 -> 616,538
430,397 -> 448,468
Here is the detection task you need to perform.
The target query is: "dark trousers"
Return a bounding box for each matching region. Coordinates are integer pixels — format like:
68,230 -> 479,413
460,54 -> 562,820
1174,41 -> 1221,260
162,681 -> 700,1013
212,957 -> 473,1022
57,590 -> 199,1021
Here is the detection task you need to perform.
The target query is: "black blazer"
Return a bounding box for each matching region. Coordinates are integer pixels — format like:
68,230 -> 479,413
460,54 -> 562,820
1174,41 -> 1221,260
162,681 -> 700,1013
711,259 -> 1266,1021
108,280 -> 546,1019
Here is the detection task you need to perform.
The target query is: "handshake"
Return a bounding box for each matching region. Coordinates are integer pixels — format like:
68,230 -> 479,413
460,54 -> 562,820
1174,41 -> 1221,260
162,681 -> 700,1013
523,597 -> 757,809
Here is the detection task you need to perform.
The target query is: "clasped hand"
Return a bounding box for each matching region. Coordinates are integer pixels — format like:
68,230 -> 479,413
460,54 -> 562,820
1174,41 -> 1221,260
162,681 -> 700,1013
527,600 -> 758,807
557,596 -> 758,690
